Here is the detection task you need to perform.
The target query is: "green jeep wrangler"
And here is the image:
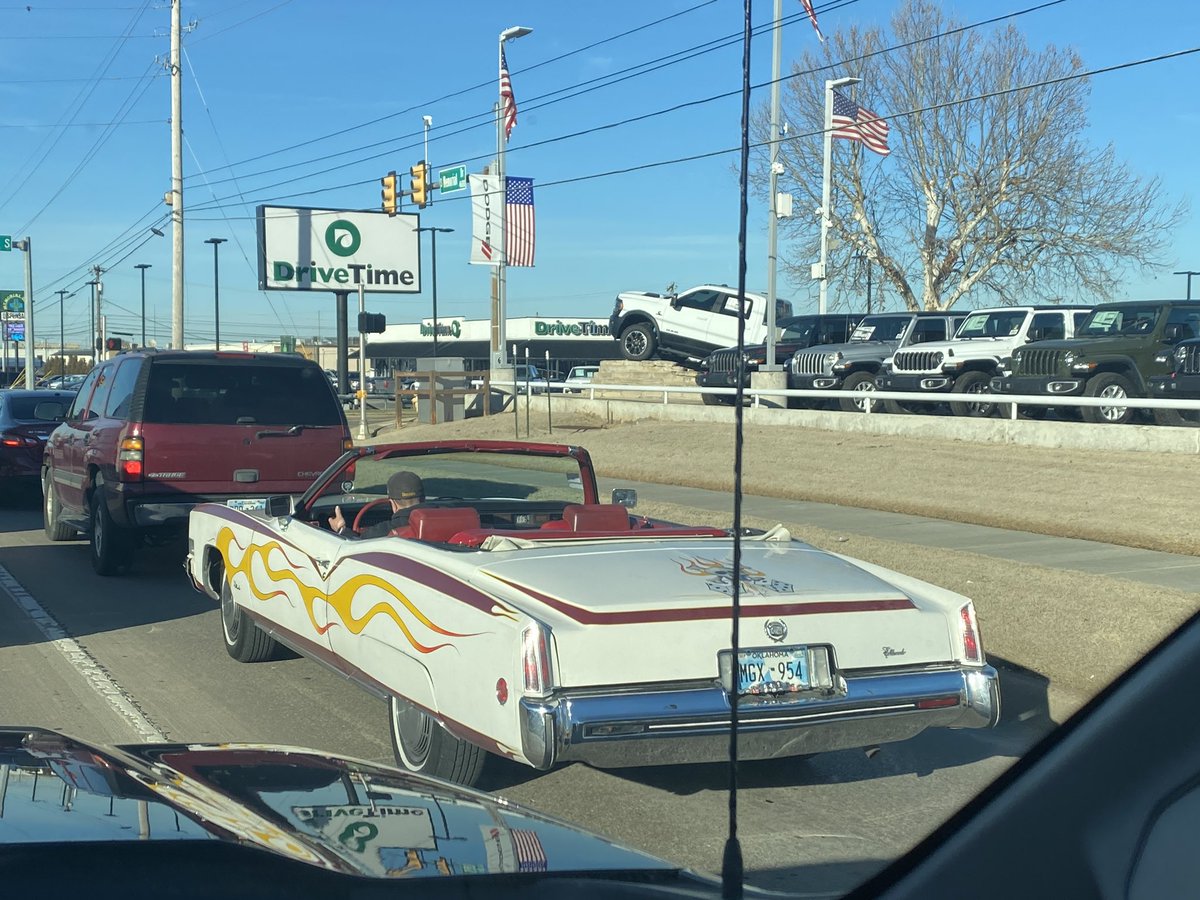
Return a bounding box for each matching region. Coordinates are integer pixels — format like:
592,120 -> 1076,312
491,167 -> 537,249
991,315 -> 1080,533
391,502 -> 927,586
991,300 -> 1200,425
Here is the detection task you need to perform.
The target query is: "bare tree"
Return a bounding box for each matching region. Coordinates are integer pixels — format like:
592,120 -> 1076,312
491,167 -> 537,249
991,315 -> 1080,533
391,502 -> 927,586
763,0 -> 1185,311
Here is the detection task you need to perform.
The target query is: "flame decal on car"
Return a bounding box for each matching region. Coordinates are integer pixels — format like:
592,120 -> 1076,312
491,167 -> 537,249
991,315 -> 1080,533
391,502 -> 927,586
675,555 -> 795,596
217,528 -> 476,654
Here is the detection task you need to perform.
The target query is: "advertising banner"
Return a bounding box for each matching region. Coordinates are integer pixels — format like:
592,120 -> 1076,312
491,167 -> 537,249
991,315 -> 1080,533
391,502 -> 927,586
468,174 -> 502,267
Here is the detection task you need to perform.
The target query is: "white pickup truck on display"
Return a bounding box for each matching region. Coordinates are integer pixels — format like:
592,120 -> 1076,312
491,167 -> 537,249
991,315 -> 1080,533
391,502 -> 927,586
874,305 -> 1092,416
608,284 -> 794,364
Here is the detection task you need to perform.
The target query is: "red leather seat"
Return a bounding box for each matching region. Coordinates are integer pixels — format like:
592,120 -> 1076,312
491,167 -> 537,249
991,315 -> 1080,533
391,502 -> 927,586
403,507 -> 481,542
563,504 -> 632,532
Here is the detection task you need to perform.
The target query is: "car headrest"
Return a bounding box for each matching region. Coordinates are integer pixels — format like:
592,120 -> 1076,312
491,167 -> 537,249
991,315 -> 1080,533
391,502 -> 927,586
563,504 -> 631,532
408,507 -> 481,542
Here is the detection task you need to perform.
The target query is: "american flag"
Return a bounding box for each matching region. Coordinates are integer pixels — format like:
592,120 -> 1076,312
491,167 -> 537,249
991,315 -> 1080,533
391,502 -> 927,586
799,0 -> 824,42
511,829 -> 547,872
505,176 -> 535,267
831,89 -> 890,156
500,47 -> 518,141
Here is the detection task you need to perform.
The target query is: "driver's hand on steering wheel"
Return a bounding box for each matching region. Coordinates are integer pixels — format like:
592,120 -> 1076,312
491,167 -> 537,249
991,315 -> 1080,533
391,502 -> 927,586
328,505 -> 348,535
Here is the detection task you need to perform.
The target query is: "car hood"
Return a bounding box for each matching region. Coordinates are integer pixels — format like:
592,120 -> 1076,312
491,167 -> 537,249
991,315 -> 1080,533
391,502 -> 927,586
796,338 -> 903,360
0,727 -> 679,880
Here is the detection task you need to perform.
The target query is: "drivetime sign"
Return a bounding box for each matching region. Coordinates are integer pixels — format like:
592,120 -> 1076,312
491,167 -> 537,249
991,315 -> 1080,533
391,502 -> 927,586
256,206 -> 421,294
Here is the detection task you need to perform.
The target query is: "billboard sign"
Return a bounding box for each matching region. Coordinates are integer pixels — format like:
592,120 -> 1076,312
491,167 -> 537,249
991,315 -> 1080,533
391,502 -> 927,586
5,321 -> 25,341
256,206 -> 421,294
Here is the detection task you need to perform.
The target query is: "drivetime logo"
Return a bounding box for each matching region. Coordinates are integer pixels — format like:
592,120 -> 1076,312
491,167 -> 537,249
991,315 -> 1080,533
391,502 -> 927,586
272,218 -> 415,289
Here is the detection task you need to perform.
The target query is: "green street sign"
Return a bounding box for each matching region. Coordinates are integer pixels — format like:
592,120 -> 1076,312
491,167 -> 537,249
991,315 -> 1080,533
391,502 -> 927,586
438,165 -> 467,193
0,235 -> 11,252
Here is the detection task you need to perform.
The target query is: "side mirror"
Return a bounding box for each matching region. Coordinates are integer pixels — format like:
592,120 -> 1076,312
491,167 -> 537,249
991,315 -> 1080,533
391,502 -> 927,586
266,495 -> 292,517
1027,327 -> 1046,342
1164,323 -> 1184,343
611,488 -> 638,508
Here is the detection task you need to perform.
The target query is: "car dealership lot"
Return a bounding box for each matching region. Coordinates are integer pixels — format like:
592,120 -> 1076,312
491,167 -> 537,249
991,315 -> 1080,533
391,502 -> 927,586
2,411 -> 1197,895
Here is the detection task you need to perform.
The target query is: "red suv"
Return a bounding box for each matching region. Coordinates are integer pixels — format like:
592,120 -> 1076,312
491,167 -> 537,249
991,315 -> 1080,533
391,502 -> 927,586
42,350 -> 352,575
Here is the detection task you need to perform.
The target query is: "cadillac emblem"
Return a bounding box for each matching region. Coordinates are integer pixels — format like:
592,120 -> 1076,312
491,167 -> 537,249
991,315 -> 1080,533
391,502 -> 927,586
764,619 -> 788,643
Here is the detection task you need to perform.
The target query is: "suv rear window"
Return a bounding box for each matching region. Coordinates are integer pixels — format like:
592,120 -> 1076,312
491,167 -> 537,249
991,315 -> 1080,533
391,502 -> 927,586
142,360 -> 342,426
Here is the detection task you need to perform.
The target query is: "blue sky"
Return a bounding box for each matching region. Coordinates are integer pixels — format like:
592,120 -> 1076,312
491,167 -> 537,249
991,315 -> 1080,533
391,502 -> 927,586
0,0 -> 1197,350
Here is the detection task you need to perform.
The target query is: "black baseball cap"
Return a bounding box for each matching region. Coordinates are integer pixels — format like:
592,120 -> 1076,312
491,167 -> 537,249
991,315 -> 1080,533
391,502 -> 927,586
387,470 -> 424,500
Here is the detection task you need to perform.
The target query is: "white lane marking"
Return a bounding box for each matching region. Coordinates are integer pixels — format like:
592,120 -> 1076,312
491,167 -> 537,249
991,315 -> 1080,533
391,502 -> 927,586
0,564 -> 167,742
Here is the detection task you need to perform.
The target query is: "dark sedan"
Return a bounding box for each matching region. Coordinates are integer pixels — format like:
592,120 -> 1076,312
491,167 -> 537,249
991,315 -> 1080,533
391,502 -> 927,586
0,389 -> 74,489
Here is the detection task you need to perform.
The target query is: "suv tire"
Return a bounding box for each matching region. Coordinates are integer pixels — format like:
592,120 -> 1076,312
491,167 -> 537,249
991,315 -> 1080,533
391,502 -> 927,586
1082,373 -> 1135,425
950,371 -> 997,417
389,694 -> 487,787
89,483 -> 134,576
619,323 -> 656,361
839,371 -> 881,413
43,471 -> 76,542
221,575 -> 281,663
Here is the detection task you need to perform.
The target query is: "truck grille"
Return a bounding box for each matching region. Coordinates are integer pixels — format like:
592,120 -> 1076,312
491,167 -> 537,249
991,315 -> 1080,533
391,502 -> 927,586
792,351 -> 828,376
892,350 -> 943,373
705,348 -> 744,375
1014,348 -> 1064,377
1179,343 -> 1200,375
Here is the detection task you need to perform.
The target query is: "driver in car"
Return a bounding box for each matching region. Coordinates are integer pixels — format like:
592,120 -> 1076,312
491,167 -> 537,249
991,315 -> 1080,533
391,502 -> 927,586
328,471 -> 425,538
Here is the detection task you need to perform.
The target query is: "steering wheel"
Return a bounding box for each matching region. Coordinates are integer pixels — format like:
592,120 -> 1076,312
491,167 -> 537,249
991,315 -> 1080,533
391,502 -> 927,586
352,497 -> 393,534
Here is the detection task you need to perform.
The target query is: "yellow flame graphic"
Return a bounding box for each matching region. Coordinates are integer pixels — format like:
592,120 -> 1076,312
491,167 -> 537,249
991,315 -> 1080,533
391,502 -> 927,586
217,527 -> 476,655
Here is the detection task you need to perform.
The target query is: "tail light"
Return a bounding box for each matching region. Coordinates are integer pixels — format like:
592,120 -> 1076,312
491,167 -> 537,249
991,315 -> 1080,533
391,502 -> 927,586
958,601 -> 981,664
0,432 -> 40,448
117,437 -> 144,481
342,437 -> 354,451
521,623 -> 553,697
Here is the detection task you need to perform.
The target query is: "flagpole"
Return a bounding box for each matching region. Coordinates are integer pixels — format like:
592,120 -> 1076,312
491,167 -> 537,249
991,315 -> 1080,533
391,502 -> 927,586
819,76 -> 859,315
764,0 -> 782,374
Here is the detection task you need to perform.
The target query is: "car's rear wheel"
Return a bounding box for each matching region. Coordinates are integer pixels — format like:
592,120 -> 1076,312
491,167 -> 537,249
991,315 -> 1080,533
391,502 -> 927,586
89,482 -> 134,576
389,694 -> 487,786
220,575 -> 281,663
42,471 -> 76,541
1152,407 -> 1200,427
619,323 -> 656,361
838,371 -> 881,413
949,371 -> 997,417
1081,373 -> 1135,424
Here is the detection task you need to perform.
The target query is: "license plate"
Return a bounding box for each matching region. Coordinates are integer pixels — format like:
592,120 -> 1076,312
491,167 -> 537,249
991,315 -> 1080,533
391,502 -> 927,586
720,645 -> 832,696
226,498 -> 267,512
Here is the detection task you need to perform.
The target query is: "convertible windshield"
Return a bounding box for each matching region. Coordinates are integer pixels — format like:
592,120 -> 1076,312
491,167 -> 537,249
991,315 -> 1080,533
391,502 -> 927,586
956,310 -> 1027,339
850,315 -> 910,342
1077,305 -> 1163,336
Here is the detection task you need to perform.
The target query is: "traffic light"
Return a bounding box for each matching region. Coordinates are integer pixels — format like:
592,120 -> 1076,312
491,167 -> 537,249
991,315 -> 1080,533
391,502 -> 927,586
357,312 -> 386,334
380,171 -> 399,216
105,337 -> 123,352
410,161 -> 427,209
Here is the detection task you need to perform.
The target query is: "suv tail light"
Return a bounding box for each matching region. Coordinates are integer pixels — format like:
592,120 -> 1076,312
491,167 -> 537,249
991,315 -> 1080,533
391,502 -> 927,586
521,623 -> 553,697
1,432 -> 40,448
342,437 -> 354,451
118,437 -> 144,481
958,601 -> 981,664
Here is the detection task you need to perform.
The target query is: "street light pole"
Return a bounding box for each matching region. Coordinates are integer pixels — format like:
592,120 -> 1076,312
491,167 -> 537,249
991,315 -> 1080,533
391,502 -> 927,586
204,238 -> 226,349
417,227 -> 454,361
54,289 -> 71,374
1174,270 -> 1200,301
135,263 -> 151,347
494,24 -> 533,374
818,76 -> 861,315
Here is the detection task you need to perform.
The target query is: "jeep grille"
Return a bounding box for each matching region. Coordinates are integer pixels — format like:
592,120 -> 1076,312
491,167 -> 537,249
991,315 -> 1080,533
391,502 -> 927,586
792,351 -> 828,375
705,348 -> 744,375
1014,348 -> 1064,377
892,350 -> 943,373
1179,343 -> 1200,376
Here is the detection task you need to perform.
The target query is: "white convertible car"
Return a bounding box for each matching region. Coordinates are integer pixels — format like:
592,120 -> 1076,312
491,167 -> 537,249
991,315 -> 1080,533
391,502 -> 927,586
186,439 -> 999,786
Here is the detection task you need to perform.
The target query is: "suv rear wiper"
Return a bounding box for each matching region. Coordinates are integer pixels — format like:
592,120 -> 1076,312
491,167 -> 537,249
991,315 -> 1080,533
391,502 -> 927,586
256,424 -> 328,439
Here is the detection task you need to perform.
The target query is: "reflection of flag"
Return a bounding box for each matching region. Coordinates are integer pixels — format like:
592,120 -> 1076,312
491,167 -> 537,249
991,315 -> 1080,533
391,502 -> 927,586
505,177 -> 535,267
832,90 -> 890,156
500,47 -> 518,141
799,0 -> 824,42
512,829 -> 547,872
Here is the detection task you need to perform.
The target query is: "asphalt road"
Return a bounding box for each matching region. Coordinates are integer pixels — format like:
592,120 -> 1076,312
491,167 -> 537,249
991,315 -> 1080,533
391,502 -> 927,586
0,485 -> 1053,897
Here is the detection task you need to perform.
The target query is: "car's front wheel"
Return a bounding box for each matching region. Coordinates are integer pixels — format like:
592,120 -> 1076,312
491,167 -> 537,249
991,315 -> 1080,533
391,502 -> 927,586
1082,373 -> 1135,424
389,694 -> 487,786
220,575 -> 281,663
89,482 -> 134,576
838,371 -> 881,413
949,371 -> 997,417
619,323 -> 656,361
43,470 -> 76,541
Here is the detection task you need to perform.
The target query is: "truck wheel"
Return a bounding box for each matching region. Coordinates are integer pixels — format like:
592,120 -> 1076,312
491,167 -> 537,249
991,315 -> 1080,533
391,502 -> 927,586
1153,407 -> 1200,427
950,371 -> 997,417
43,470 -> 76,541
221,576 -> 281,663
389,695 -> 487,786
839,371 -> 880,413
89,483 -> 134,576
701,392 -> 731,406
1081,373 -> 1135,424
619,323 -> 656,361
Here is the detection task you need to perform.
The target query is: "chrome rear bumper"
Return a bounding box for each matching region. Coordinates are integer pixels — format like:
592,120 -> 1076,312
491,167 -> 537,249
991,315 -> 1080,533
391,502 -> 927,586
519,665 -> 999,769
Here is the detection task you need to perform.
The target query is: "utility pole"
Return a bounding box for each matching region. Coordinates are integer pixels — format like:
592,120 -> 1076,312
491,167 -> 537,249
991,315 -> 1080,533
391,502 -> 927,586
135,263 -> 151,346
54,289 -> 70,373
170,0 -> 185,349
763,0 -> 783,374
91,265 -> 104,365
11,236 -> 34,387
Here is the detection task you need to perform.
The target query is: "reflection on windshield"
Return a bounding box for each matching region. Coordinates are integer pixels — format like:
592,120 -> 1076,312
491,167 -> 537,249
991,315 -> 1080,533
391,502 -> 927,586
956,311 -> 1027,339
850,316 -> 910,342
1078,306 -> 1162,336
